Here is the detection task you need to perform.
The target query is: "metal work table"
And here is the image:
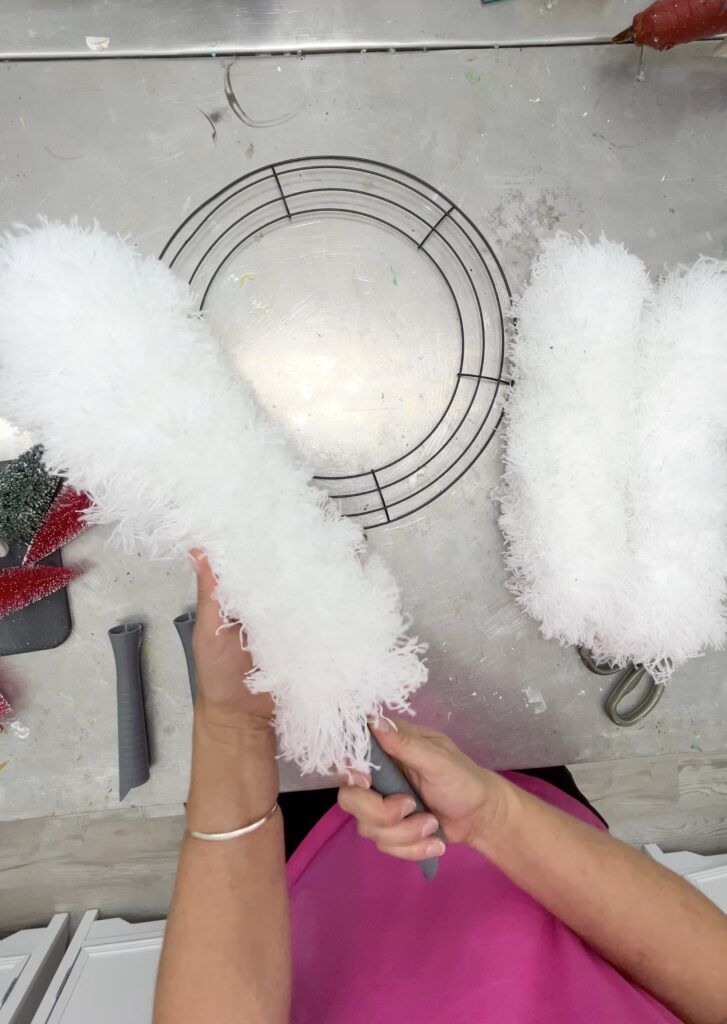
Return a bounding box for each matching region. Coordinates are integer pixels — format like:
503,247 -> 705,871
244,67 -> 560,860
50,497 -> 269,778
1,8 -> 726,820
2,1 -> 649,58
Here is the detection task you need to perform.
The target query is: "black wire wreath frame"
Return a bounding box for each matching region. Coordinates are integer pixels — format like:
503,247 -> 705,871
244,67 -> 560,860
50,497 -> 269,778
160,156 -> 511,529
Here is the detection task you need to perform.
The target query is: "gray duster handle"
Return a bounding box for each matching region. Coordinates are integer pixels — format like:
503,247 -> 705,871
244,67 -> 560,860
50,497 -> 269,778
174,611 -> 198,701
368,732 -> 444,880
108,623 -> 150,801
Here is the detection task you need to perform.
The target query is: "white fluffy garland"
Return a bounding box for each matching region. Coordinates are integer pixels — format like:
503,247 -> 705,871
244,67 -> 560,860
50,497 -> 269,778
0,222 -> 427,774
500,234 -> 727,683
627,259 -> 727,680
499,235 -> 650,660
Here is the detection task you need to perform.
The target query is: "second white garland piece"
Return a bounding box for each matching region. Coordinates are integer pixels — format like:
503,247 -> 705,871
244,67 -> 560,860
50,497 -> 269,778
499,234 -> 651,663
627,259 -> 727,679
500,233 -> 727,683
0,222 -> 427,775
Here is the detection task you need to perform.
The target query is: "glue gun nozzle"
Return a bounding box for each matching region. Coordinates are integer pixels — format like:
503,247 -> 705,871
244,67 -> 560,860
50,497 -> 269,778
612,26 -> 635,44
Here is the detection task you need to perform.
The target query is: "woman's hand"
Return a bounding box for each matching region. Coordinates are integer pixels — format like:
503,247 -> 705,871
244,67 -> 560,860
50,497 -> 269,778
338,718 -> 514,861
190,548 -> 274,730
156,554 -> 288,1024
186,549 -> 277,835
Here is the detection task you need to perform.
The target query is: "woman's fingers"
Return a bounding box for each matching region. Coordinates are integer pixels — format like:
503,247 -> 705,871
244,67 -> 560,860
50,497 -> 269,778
337,769 -> 371,790
189,548 -> 215,601
379,838 -> 446,862
370,715 -> 449,778
359,812 -> 441,847
338,785 -> 416,826
189,548 -> 222,640
338,786 -> 445,859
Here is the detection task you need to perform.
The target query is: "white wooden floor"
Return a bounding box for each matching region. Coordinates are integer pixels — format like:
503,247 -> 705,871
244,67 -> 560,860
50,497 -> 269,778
2,751 -> 726,935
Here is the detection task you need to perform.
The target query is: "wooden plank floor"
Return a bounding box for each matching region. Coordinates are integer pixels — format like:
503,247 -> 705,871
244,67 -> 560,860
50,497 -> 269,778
570,752 -> 727,854
0,805 -> 185,935
2,752 -> 726,935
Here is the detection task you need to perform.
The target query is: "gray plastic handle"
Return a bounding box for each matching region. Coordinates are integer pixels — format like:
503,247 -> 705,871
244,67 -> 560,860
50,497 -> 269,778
368,732 -> 444,880
108,623 -> 150,801
173,611 -> 198,702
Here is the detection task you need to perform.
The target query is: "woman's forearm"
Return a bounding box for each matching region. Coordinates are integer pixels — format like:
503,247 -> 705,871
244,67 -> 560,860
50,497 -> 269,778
475,779 -> 727,1024
153,704 -> 290,1024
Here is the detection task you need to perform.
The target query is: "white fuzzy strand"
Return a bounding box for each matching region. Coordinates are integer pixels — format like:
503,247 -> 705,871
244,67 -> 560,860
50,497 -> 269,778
0,222 -> 427,775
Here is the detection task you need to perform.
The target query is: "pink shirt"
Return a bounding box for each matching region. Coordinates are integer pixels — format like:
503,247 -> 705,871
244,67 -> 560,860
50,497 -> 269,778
287,772 -> 680,1023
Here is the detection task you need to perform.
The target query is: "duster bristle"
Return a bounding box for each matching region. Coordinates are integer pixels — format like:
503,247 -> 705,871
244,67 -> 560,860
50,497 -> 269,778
0,222 -> 427,774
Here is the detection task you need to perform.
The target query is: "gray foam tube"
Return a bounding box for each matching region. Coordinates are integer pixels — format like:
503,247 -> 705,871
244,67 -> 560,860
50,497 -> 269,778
108,623 -> 150,801
368,732 -> 444,881
173,612 -> 198,702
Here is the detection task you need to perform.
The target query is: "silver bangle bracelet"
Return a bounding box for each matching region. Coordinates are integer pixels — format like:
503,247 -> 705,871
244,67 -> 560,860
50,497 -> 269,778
187,800 -> 280,842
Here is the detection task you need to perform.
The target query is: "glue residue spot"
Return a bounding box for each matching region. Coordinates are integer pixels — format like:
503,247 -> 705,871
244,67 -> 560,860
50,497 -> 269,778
85,35 -> 110,51
522,686 -> 547,714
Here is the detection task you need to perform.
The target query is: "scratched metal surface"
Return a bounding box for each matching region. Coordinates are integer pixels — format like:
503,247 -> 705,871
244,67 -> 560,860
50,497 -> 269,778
1,45 -> 726,819
0,0 -> 648,58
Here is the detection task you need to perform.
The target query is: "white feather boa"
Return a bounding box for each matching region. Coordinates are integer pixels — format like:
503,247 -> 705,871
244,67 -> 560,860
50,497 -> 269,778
501,234 -> 727,683
0,222 -> 427,774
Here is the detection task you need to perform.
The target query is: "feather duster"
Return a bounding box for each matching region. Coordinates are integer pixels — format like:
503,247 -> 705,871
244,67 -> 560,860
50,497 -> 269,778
0,222 -> 426,774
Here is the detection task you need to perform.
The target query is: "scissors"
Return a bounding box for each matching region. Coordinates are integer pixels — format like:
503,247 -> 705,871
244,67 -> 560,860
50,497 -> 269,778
579,647 -> 666,726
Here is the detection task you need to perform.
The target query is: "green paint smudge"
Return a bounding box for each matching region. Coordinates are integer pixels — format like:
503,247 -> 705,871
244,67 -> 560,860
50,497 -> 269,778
465,70 -> 481,86
389,265 -> 398,286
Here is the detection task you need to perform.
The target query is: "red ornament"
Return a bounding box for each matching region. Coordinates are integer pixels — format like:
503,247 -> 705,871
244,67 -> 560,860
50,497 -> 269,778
0,690 -> 12,720
0,565 -> 81,619
23,487 -> 92,566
